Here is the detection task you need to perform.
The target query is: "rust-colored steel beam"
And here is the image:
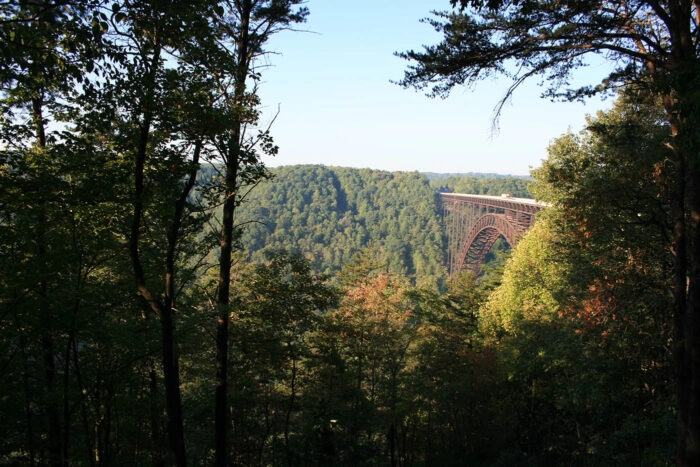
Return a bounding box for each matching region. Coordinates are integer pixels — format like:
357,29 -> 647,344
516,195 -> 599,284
440,193 -> 547,276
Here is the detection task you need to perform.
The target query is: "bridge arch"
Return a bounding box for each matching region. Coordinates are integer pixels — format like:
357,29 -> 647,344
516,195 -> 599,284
440,193 -> 546,276
455,214 -> 519,275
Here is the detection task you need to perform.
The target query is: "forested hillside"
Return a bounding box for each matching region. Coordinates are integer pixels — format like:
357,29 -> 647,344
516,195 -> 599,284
234,165 -> 530,286
236,166 -> 445,285
429,174 -> 530,197
1,1 -> 688,465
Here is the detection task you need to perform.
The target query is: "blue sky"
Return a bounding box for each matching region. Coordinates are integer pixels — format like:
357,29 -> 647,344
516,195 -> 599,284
256,1 -> 612,176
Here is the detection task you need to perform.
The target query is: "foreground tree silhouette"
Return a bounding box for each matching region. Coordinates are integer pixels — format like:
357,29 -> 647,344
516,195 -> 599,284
398,1 -> 700,463
0,2 -> 113,462
206,2 -> 308,464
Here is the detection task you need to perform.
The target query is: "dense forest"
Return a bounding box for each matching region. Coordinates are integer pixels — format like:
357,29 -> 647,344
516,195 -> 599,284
0,0 -> 696,466
233,165 -> 529,286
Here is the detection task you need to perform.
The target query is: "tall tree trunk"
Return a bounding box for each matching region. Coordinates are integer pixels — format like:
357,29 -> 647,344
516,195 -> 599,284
164,142 -> 202,466
666,103 -> 689,462
214,156 -> 237,465
159,304 -> 185,466
33,93 -> 64,466
130,132 -> 188,465
148,357 -> 165,467
653,7 -> 698,459
128,40 -> 188,465
215,3 -> 251,465
41,304 -> 61,467
665,86 -> 700,466
685,164 -> 700,465
678,74 -> 700,462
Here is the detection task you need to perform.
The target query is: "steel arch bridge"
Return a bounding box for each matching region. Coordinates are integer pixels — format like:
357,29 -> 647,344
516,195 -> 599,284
440,193 -> 547,276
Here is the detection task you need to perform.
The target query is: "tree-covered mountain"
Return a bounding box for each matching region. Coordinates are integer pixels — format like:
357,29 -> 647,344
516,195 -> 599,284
236,165 -> 448,287
429,174 -> 531,197
234,165 -> 532,287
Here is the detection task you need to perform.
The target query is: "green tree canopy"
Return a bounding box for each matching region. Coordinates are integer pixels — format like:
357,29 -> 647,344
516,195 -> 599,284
398,2 -> 700,461
481,92 -> 675,463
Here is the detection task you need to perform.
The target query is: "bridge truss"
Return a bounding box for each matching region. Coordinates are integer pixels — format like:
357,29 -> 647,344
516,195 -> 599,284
440,193 -> 546,276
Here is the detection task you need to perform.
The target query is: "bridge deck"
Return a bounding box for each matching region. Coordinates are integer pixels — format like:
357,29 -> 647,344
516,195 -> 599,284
440,193 -> 548,211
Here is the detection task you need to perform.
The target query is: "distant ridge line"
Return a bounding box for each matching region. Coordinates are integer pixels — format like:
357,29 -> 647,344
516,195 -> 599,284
423,172 -> 532,180
266,164 -> 531,180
